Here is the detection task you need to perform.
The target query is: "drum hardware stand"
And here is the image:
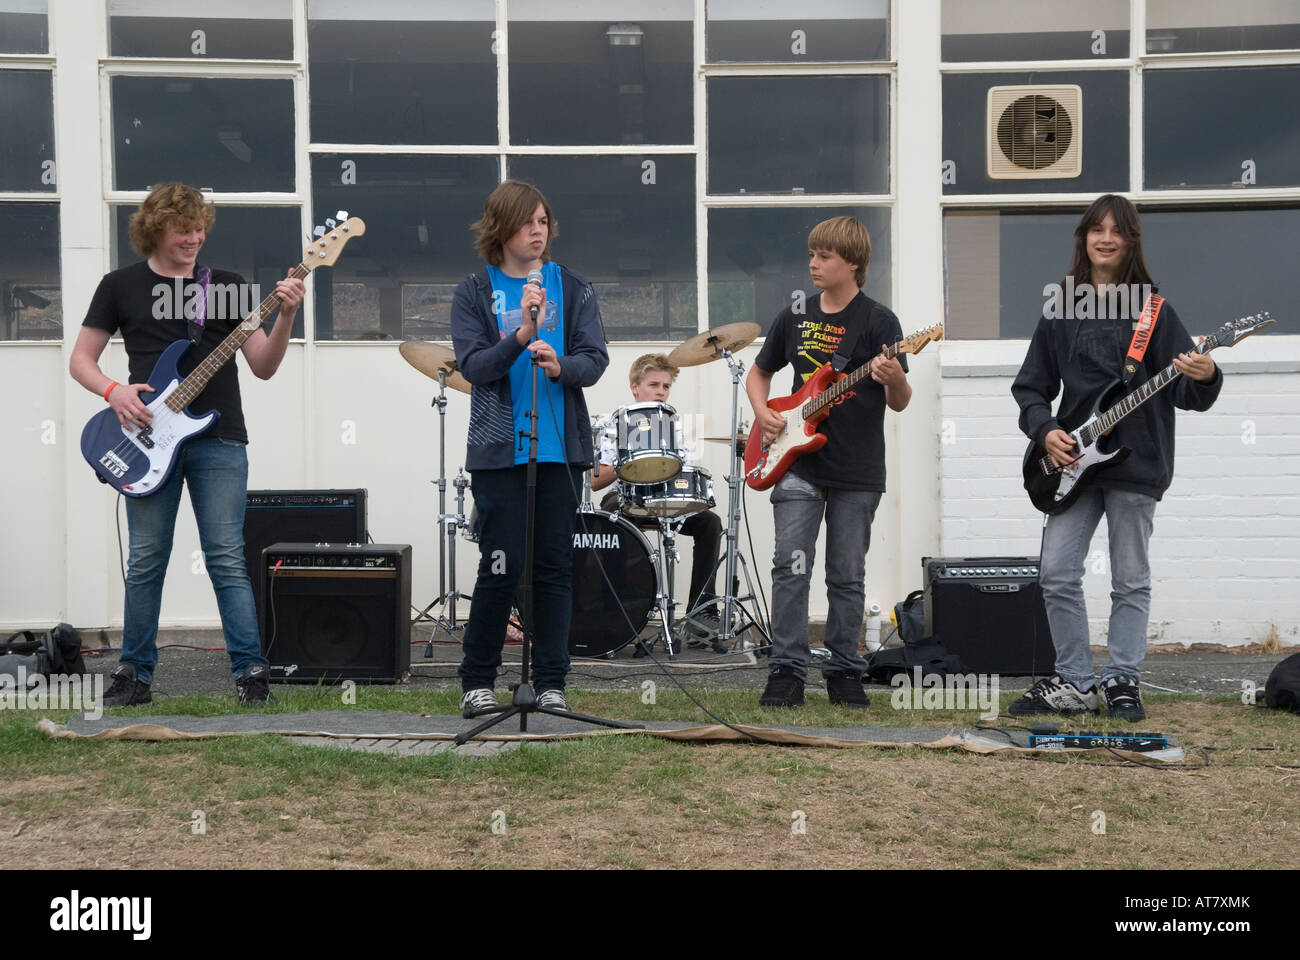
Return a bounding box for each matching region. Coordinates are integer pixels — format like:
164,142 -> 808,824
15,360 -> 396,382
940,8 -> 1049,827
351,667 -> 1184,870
635,514 -> 683,660
682,347 -> 772,653
413,370 -> 472,657
457,343 -> 642,744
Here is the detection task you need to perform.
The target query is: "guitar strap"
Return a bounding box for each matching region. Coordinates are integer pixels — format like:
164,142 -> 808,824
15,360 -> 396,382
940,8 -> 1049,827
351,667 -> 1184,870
830,303 -> 872,374
1122,292 -> 1164,384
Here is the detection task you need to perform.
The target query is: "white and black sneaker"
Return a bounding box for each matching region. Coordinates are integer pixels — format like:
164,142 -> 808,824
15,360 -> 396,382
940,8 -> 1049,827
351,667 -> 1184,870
459,687 -> 499,718
1102,677 -> 1146,722
536,689 -> 570,712
1007,674 -> 1100,716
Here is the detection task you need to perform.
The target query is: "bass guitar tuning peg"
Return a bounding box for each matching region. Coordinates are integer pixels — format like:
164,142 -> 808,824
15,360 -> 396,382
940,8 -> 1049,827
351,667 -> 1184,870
325,218 -> 337,230
313,225 -> 326,238
335,210 -> 349,222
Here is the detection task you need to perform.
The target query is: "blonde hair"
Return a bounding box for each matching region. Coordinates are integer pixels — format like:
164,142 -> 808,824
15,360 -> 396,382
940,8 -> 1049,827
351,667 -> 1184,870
128,182 -> 215,256
807,216 -> 870,287
629,353 -> 679,386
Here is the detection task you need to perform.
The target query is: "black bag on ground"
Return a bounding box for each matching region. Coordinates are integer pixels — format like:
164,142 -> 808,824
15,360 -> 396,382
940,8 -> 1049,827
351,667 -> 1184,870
0,623 -> 87,686
864,593 -> 967,684
1264,652 -> 1300,713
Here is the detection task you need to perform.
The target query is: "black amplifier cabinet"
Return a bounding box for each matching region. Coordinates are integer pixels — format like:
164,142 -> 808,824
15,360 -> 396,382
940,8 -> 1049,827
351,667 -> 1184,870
243,490 -> 367,639
922,557 -> 1055,677
260,542 -> 410,684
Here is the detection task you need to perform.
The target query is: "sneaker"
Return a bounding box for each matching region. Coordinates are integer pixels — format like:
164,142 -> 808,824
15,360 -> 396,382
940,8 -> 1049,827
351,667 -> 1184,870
101,663 -> 151,708
685,606 -> 723,639
536,689 -> 570,712
1102,676 -> 1146,722
460,687 -> 499,718
759,668 -> 805,708
235,664 -> 271,705
825,672 -> 870,710
1007,674 -> 1099,716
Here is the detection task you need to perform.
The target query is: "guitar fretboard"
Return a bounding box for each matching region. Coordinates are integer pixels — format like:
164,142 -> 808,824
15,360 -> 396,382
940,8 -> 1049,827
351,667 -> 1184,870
164,263 -> 312,412
802,340 -> 904,420
1079,335 -> 1217,446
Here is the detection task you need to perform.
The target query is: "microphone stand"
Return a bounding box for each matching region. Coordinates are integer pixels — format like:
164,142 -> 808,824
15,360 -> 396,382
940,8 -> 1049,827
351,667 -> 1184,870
456,318 -> 642,744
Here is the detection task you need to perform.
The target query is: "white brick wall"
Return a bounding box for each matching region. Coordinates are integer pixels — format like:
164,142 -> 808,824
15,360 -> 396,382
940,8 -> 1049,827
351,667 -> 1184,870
938,364 -> 1300,648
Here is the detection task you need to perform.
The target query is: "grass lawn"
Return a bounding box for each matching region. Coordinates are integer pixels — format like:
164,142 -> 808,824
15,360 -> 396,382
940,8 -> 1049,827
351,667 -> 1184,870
2,688 -> 1296,869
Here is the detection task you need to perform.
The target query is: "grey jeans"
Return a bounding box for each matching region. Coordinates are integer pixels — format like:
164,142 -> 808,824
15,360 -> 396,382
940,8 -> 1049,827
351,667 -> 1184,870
769,471 -> 882,680
1039,485 -> 1157,687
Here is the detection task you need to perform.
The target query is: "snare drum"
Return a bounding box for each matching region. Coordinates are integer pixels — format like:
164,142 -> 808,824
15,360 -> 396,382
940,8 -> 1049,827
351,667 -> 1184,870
569,509 -> 657,657
621,466 -> 714,519
614,401 -> 683,484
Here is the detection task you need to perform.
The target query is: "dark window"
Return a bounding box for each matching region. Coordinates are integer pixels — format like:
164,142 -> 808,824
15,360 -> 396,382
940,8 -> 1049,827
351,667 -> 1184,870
508,12 -> 693,146
0,71 -> 55,192
708,76 -> 889,196
509,155 -> 697,341
709,206 -> 891,335
0,2 -> 48,54
111,76 -> 295,192
310,154 -> 500,341
308,5 -> 497,145
1145,67 -> 1300,189
706,0 -> 888,63
0,203 -> 60,341
108,1 -> 293,59
941,0 -> 1129,61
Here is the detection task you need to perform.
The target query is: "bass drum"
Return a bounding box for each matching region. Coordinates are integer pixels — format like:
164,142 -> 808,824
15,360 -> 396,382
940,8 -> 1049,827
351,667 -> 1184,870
569,509 -> 657,657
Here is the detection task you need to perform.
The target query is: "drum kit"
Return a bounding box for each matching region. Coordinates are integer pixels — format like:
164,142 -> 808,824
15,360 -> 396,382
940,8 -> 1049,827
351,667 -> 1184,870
400,322 -> 773,661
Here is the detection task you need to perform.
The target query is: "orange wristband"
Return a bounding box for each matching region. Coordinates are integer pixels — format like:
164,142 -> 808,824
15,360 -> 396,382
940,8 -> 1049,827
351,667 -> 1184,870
104,381 -> 119,402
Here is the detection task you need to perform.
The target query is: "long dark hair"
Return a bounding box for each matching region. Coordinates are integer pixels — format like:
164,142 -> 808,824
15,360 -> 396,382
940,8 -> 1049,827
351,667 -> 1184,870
1064,194 -> 1156,289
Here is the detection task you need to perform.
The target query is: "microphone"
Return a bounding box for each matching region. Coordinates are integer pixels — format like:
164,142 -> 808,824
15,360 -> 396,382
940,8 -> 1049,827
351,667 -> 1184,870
526,269 -> 543,324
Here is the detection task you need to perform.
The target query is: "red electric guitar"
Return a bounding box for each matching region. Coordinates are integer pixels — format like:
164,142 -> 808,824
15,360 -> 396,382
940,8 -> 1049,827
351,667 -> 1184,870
744,325 -> 943,490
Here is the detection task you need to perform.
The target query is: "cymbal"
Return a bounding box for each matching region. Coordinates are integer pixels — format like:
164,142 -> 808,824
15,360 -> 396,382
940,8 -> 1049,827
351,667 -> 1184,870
701,433 -> 748,451
668,322 -> 761,367
399,341 -> 471,394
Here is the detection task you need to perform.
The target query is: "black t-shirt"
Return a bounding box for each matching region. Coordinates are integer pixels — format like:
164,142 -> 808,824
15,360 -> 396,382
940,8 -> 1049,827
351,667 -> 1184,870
82,261 -> 257,443
754,292 -> 906,491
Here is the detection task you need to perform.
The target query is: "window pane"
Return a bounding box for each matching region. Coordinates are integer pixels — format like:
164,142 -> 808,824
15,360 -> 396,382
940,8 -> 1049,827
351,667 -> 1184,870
942,71 -> 1128,195
942,207 -> 1300,339
943,209 -> 1076,339
0,203 -> 60,341
1141,206 -> 1298,336
709,206 -> 891,335
310,154 -> 499,341
111,77 -> 294,192
0,0 -> 48,54
941,0 -> 1129,61
112,204 -> 306,338
708,76 -> 888,195
509,0 -> 692,146
1148,0 -> 1300,54
707,0 -> 888,63
1145,67 -> 1300,189
508,155 -> 696,341
0,70 -> 55,192
308,0 -> 496,145
108,0 -> 293,59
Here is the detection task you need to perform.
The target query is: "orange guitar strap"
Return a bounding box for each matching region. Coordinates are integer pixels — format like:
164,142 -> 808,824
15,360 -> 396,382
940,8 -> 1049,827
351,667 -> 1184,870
1123,293 -> 1164,383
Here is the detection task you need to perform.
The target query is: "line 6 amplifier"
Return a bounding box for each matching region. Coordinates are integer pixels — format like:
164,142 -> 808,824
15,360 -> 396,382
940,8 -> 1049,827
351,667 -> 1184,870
260,542 -> 410,684
922,556 -> 1055,677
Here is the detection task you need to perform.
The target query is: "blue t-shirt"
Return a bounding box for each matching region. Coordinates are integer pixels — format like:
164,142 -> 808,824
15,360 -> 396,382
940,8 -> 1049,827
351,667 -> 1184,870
487,261 -> 566,465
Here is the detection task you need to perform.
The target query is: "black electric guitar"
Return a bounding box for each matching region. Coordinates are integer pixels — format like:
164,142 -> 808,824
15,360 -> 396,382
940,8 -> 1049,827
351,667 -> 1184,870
1023,312 -> 1274,515
80,213 -> 365,496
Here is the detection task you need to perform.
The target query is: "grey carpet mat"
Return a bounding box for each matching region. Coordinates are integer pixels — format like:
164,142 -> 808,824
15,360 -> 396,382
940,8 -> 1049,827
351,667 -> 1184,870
35,711 -> 1185,761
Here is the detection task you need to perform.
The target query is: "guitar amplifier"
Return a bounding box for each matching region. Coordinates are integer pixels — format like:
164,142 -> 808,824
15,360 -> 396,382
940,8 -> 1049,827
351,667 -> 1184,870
922,557 -> 1055,676
243,489 -> 367,640
260,542 -> 411,684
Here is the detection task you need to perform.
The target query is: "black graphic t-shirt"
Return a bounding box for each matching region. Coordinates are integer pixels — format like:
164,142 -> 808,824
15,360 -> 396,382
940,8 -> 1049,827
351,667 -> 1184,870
83,261 -> 256,443
754,292 -> 906,491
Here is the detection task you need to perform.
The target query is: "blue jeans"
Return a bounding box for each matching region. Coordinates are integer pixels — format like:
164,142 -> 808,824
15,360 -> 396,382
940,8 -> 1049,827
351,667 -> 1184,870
769,471 -> 882,680
459,464 -> 581,693
1038,486 -> 1156,687
120,436 -> 266,685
